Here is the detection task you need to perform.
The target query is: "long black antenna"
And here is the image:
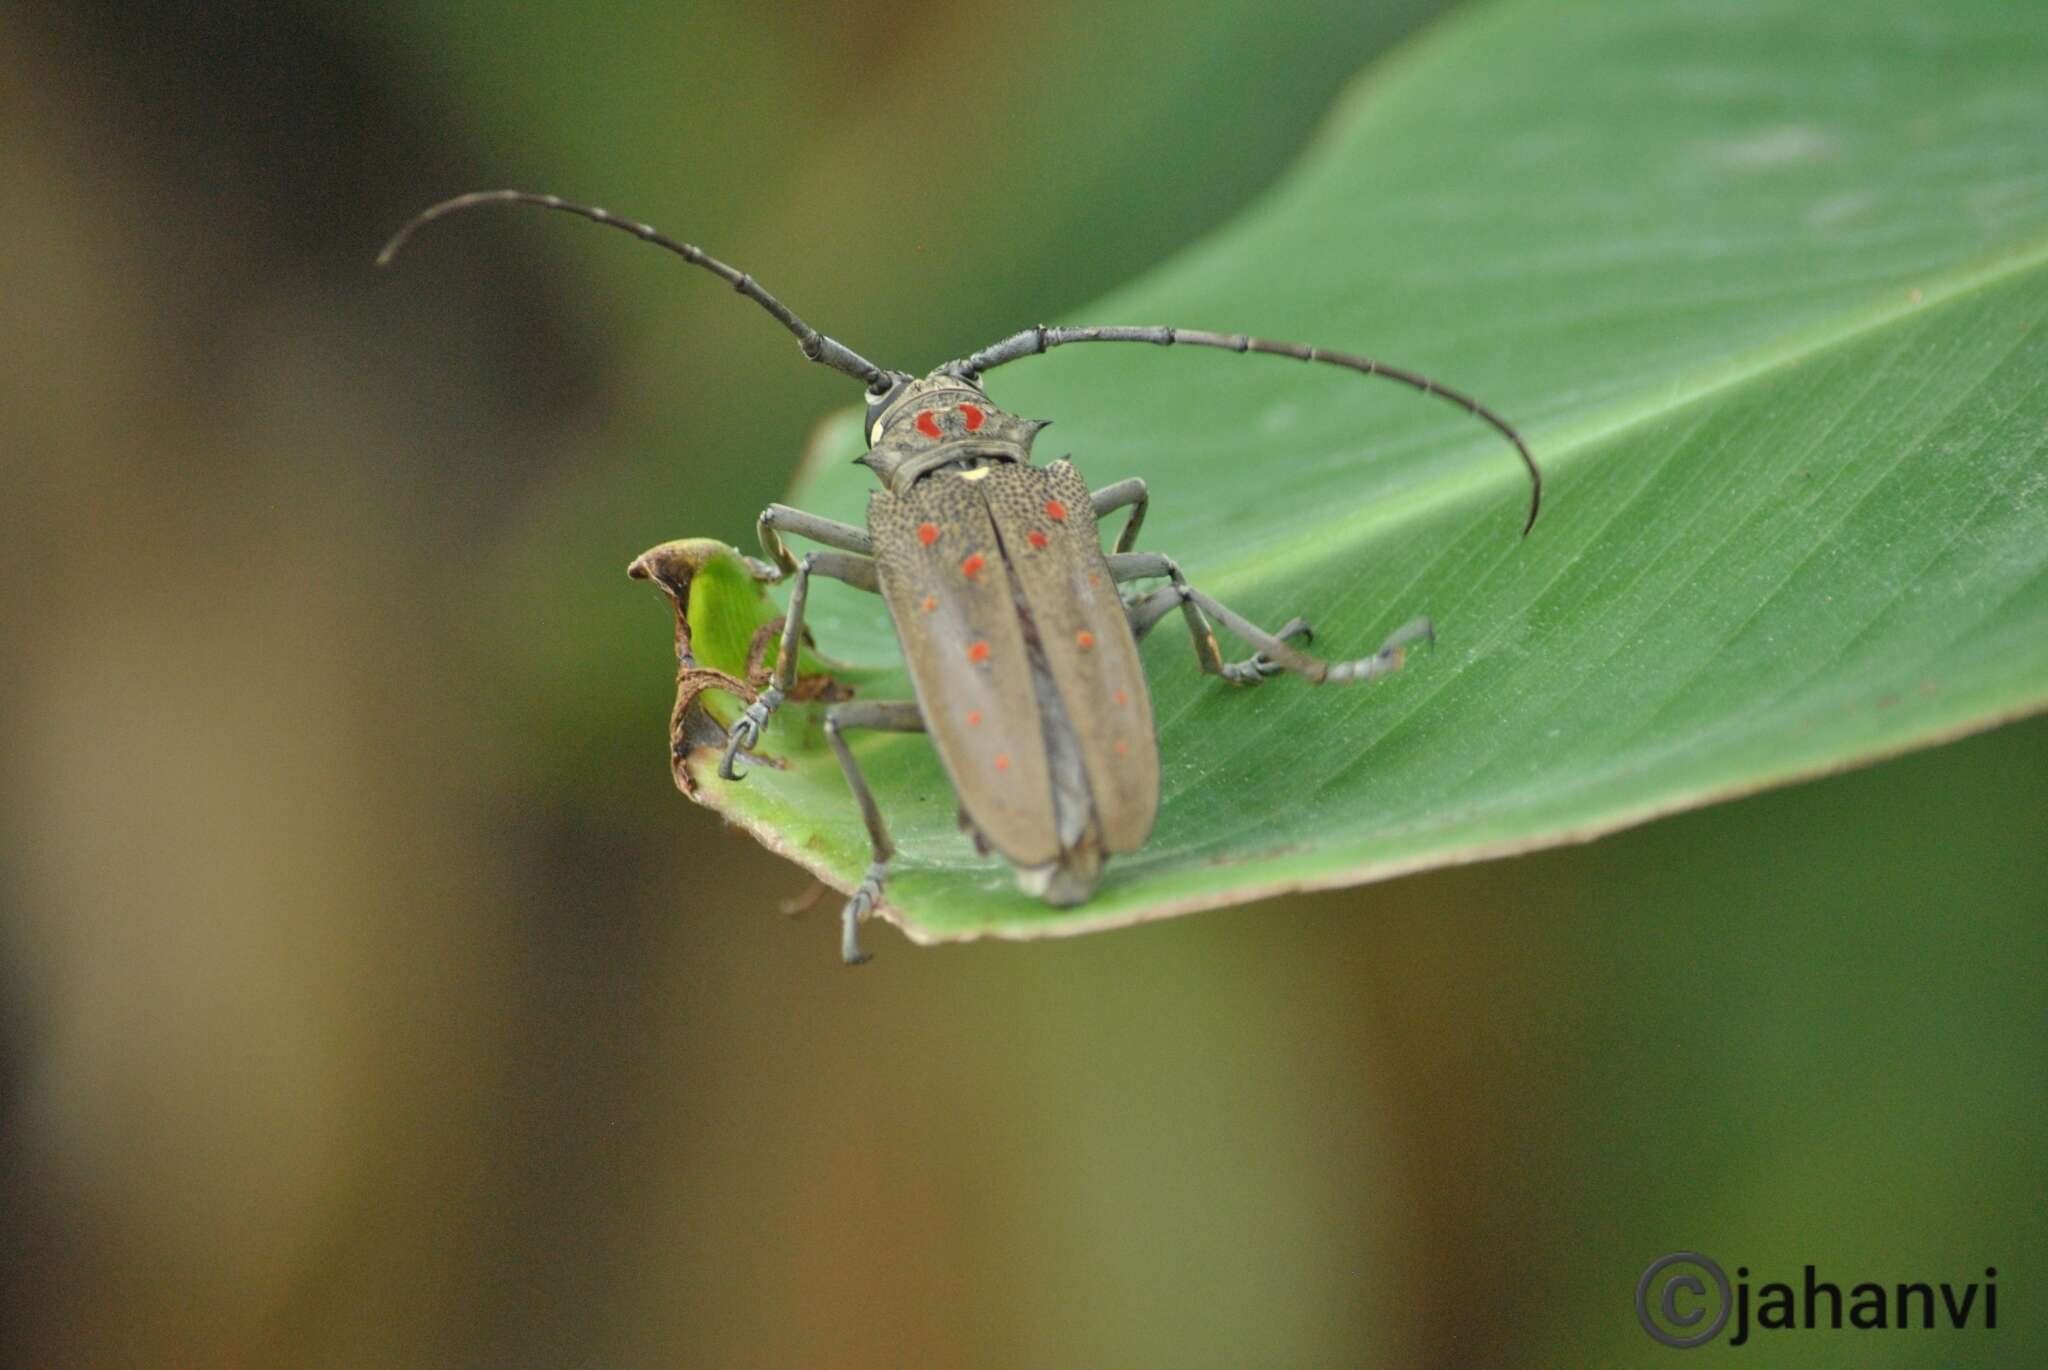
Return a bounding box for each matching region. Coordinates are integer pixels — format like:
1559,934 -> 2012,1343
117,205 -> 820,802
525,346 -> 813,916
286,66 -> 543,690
948,325 -> 1541,534
378,190 -> 895,391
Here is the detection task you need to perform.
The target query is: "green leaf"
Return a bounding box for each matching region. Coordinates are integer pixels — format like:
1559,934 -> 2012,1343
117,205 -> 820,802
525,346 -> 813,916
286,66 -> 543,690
653,0 -> 2048,945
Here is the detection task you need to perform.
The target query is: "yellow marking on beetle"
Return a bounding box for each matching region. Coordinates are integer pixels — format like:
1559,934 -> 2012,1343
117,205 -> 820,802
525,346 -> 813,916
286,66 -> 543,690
956,466 -> 992,482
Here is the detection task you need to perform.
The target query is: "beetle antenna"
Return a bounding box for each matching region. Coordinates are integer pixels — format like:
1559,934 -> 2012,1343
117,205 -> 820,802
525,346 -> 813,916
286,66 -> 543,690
948,325 -> 1541,534
379,189 -> 895,390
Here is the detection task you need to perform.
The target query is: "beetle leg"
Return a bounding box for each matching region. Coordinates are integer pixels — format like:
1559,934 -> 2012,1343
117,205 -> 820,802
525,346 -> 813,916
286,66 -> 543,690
1121,584 -> 1182,642
1106,551 -> 1425,686
1104,551 -> 1226,675
823,699 -> 925,965
1220,617 -> 1315,683
754,503 -> 873,579
1088,477 -> 1149,553
1129,589 -> 1311,682
1124,586 -> 1313,678
720,550 -> 880,780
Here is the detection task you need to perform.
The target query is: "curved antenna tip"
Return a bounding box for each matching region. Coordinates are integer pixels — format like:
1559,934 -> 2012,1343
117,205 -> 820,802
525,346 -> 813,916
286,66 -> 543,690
375,189 -> 525,268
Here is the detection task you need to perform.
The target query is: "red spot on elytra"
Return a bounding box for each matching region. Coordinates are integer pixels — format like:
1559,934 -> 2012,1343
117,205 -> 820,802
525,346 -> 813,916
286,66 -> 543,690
1114,740 -> 1129,757
960,552 -> 985,578
1044,498 -> 1067,522
1027,530 -> 1048,550
915,410 -> 943,440
967,640 -> 990,663
960,403 -> 985,431
994,753 -> 1011,772
917,521 -> 939,546
1075,630 -> 1095,650
1114,689 -> 1129,705
920,594 -> 938,612
966,709 -> 982,726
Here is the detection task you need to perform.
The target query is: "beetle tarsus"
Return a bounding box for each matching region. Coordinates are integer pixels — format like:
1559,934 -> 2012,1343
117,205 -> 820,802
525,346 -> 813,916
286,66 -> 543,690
841,860 -> 887,965
1321,616 -> 1435,685
718,687 -> 783,780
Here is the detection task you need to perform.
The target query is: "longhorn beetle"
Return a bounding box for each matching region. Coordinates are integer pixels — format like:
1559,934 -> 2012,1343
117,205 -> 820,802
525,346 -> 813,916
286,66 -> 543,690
380,190 -> 1541,964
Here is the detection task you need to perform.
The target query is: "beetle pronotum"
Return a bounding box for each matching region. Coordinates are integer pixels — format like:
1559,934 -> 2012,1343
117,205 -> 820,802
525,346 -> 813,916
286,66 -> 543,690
381,190 -> 1540,963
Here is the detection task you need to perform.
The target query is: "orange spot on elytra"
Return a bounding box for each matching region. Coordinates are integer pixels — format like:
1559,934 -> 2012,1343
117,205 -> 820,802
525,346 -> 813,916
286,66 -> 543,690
1045,498 -> 1067,522
1089,573 -> 1101,587
915,410 -> 942,439
1114,739 -> 1129,757
1075,630 -> 1095,650
960,403 -> 985,431
1114,689 -> 1129,705
917,521 -> 939,546
994,753 -> 1011,772
1028,530 -> 1048,550
966,710 -> 982,726
967,640 -> 990,663
960,552 -> 985,578
920,594 -> 938,612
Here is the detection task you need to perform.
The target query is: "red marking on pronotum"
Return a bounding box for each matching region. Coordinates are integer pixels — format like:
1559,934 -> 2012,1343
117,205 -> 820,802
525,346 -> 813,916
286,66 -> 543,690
915,410 -> 943,440
1075,630 -> 1095,650
959,403 -> 985,431
1044,499 -> 1067,522
960,552 -> 985,578
1027,530 -> 1048,550
917,521 -> 939,546
967,640 -> 990,663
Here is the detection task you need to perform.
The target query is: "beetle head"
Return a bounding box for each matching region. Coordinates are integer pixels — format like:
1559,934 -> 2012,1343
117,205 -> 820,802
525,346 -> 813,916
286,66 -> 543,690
855,371 -> 1050,495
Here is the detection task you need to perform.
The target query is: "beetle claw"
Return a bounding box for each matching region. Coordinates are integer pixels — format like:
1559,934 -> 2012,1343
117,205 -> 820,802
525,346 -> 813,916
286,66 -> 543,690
718,693 -> 779,781
840,860 -> 887,965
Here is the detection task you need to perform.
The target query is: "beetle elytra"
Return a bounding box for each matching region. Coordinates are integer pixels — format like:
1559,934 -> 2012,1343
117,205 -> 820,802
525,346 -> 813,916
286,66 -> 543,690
381,190 -> 1541,963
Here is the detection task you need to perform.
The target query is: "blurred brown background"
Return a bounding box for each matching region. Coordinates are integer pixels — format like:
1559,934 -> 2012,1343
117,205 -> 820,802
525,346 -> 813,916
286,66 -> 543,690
3,3 -> 2042,1367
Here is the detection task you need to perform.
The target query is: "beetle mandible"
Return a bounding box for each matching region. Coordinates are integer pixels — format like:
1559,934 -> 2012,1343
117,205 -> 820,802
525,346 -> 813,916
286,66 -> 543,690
381,190 -> 1542,964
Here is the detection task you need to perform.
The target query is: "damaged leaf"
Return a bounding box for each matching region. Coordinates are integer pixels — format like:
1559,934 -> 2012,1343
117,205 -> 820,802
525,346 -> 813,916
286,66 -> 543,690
627,540 -> 851,795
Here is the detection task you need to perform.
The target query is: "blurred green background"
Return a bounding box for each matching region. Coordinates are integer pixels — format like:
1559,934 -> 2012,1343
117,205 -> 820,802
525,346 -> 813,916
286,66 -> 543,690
2,2 -> 2041,1367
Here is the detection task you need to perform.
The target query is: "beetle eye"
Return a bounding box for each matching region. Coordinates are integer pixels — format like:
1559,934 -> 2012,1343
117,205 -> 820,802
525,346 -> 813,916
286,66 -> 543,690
863,380 -> 908,446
